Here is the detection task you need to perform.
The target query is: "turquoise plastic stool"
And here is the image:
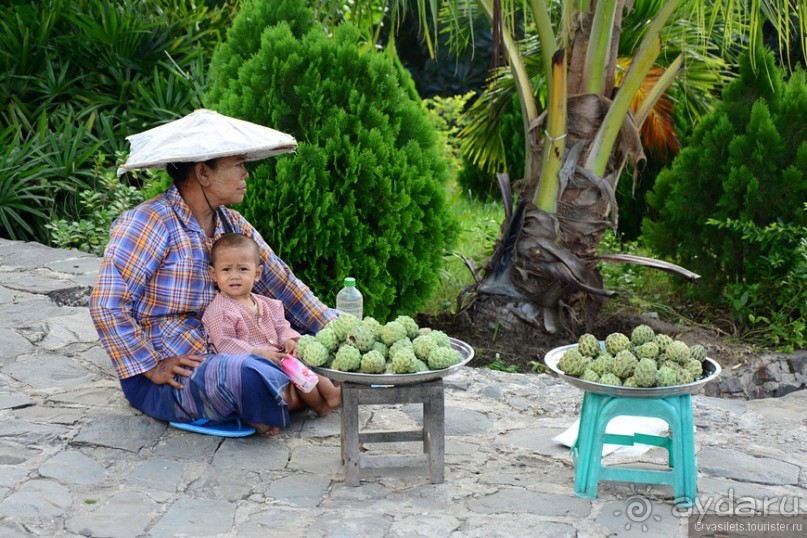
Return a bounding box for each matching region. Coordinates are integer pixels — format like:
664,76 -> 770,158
571,391 -> 696,507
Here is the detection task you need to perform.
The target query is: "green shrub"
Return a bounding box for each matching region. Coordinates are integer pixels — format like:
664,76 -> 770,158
205,0 -> 458,321
46,157 -> 145,256
421,92 -> 476,180
642,47 -> 807,348
708,215 -> 806,350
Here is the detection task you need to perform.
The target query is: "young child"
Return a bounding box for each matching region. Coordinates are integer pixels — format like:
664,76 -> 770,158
202,233 -> 341,418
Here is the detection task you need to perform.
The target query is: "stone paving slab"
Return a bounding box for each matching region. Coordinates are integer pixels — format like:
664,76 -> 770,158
0,240 -> 805,537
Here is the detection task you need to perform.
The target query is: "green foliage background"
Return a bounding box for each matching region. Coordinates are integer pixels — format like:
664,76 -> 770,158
0,0 -> 234,241
205,0 -> 459,320
643,48 -> 806,348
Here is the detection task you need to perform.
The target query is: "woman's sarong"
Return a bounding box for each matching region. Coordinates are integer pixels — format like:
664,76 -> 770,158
120,354 -> 291,429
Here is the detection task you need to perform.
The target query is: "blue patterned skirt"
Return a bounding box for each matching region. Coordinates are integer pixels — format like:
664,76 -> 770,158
120,354 -> 291,429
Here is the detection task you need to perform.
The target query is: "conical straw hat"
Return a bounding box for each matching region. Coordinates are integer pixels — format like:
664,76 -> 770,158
117,109 -> 297,175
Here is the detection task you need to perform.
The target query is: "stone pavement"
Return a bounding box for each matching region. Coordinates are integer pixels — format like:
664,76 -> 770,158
0,238 -> 805,538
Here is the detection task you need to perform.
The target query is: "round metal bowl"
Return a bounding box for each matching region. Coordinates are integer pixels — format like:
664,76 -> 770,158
311,337 -> 474,386
544,343 -> 722,397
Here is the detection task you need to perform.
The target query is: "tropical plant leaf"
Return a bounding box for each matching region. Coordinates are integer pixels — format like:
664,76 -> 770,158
0,126 -> 55,240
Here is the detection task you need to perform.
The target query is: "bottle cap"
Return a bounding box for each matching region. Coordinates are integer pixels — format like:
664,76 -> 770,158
344,277 -> 356,287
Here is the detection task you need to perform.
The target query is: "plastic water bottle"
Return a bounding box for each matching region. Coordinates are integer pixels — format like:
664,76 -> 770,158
336,277 -> 363,320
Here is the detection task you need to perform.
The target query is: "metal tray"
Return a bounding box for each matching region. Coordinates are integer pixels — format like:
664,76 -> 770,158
312,337 -> 474,386
544,343 -> 721,397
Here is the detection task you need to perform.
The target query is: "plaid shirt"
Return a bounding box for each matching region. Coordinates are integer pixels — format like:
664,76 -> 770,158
202,292 -> 300,354
89,184 -> 337,379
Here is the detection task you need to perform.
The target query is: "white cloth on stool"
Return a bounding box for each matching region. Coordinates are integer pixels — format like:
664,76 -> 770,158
553,416 -> 671,458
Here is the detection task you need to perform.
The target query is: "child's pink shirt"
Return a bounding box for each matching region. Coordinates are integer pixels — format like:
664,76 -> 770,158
202,292 -> 300,354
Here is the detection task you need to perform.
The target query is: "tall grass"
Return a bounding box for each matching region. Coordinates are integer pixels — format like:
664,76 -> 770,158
422,183 -> 503,315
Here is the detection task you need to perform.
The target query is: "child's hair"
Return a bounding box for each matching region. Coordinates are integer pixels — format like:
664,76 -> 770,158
210,233 -> 261,266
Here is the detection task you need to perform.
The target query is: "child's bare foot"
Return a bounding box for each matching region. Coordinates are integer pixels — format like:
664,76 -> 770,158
325,392 -> 341,410
313,403 -> 333,417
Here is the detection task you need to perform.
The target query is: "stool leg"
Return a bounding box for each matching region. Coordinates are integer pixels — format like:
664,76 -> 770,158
423,382 -> 445,484
672,395 -> 696,506
342,384 -> 361,486
340,391 -> 347,466
663,397 -> 685,504
574,392 -> 606,499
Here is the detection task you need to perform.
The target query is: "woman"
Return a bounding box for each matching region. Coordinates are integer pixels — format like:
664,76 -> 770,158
89,133 -> 338,436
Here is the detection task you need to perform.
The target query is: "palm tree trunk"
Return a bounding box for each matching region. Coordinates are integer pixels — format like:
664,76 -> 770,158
464,2 -> 696,336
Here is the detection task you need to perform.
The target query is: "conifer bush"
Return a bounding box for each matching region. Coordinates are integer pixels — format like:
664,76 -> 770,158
642,48 -> 806,348
205,0 -> 458,321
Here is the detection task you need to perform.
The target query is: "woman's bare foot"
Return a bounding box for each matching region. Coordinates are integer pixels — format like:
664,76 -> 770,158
248,422 -> 281,436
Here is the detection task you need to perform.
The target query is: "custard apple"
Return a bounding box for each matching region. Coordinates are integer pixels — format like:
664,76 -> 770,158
613,350 -> 639,379
684,358 -> 703,380
346,324 -> 376,353
590,353 -> 616,377
581,369 -> 600,383
395,315 -> 420,339
634,342 -> 660,360
577,334 -> 601,358
654,334 -> 673,353
427,346 -> 462,370
362,316 -> 383,337
631,324 -> 656,346
389,338 -> 414,357
371,341 -> 388,359
299,340 -> 330,367
429,330 -> 452,348
332,344 -> 361,372
360,350 -> 386,373
674,364 -> 694,385
689,344 -> 707,361
665,341 -> 691,364
559,349 -> 590,377
296,334 -> 317,357
315,327 -> 340,352
328,313 -> 359,341
391,347 -> 419,373
599,373 -> 622,386
605,332 -> 631,355
656,365 -> 679,387
633,357 -> 658,387
412,334 -> 440,361
380,321 -> 408,345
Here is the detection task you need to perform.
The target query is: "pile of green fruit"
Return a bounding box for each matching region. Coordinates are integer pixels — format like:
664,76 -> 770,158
297,313 -> 464,374
557,325 -> 709,388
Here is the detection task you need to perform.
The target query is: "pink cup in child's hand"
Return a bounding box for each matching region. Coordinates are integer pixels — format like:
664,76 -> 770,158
280,356 -> 319,393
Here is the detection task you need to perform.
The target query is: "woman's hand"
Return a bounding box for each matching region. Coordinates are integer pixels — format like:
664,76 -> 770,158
144,354 -> 204,389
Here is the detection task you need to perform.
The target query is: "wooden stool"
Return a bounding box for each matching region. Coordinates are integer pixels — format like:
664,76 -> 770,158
340,379 -> 445,486
572,391 -> 697,506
